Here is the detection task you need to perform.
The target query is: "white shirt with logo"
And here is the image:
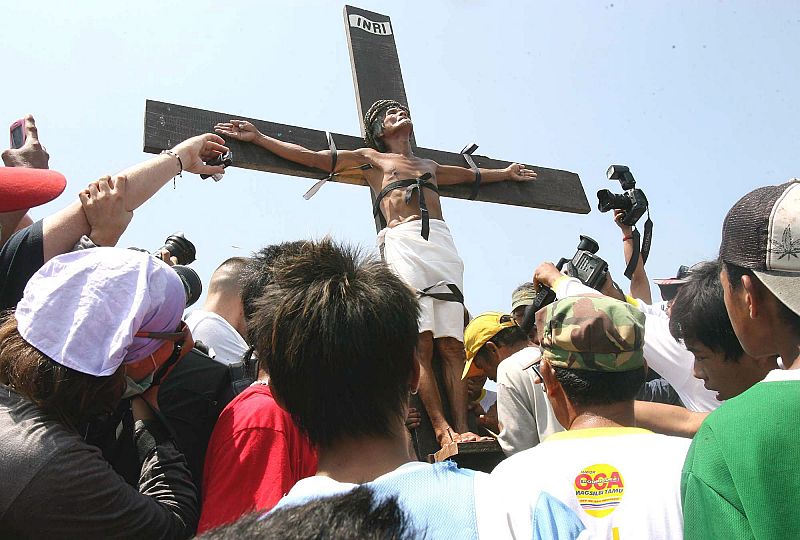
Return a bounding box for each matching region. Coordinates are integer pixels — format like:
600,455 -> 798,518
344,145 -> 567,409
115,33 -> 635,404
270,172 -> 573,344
492,427 -> 690,540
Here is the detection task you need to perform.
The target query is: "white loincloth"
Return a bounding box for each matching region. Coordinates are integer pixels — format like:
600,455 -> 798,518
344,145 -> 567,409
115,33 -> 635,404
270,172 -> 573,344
377,219 -> 465,341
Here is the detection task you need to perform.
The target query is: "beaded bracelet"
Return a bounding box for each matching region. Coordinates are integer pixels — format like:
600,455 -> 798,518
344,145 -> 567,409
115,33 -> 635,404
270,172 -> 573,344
161,149 -> 183,187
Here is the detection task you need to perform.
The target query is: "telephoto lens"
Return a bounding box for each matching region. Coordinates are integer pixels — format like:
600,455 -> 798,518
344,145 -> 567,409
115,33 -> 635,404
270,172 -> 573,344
172,265 -> 203,307
157,233 -> 197,265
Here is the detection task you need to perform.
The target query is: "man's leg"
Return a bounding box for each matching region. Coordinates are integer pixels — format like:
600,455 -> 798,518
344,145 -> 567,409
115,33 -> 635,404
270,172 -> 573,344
416,330 -> 456,447
435,336 -> 482,443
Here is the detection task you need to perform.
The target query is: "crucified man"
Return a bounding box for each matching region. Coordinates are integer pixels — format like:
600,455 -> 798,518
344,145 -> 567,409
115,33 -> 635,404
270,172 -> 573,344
215,100 -> 535,447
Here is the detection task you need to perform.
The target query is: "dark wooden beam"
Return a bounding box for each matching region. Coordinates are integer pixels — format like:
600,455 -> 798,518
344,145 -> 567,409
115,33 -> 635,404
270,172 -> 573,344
143,100 -> 590,214
344,5 -> 415,147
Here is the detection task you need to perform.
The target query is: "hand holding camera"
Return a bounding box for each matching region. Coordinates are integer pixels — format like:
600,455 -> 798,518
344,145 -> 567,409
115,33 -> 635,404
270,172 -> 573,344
3,115 -> 50,169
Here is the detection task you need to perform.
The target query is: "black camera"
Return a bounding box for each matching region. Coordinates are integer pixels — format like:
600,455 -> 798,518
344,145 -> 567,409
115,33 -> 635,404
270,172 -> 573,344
132,233 -> 202,307
200,151 -> 233,181
520,235 -> 609,335
597,165 -> 648,227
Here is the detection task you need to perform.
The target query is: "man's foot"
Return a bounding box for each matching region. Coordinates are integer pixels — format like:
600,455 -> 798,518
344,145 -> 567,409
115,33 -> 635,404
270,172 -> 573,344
435,429 -> 492,447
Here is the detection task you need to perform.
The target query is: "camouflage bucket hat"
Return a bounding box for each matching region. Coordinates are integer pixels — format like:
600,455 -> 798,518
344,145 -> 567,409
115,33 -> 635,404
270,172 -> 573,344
535,295 -> 645,372
363,99 -> 410,150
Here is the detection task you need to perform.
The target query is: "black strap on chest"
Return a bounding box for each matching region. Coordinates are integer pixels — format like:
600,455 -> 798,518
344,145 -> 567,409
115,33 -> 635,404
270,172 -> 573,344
372,172 -> 439,240
461,143 -> 482,200
303,132 -> 371,200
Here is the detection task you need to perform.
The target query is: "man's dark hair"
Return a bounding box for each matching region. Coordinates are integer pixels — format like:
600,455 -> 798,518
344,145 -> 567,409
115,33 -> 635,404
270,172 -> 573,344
554,366 -> 646,407
198,486 -> 417,540
669,260 -> 744,362
722,260 -> 800,334
363,100 -> 410,152
476,323 -> 527,360
250,238 -> 420,447
240,241 -> 308,324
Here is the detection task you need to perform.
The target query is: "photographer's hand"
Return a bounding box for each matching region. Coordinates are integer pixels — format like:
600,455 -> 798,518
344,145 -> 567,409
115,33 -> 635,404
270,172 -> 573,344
171,134 -> 229,177
613,209 -> 633,237
533,261 -> 562,291
79,175 -> 133,246
214,120 -> 261,143
1,114 -> 50,169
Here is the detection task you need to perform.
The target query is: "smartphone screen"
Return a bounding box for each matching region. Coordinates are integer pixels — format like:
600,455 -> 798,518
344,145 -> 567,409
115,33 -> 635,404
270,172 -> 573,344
10,123 -> 24,149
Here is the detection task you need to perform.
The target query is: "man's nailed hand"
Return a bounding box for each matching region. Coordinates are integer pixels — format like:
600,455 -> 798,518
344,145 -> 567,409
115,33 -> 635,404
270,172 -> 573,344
1,114 -> 50,169
79,175 -> 133,247
506,163 -> 537,182
172,134 -> 229,177
215,119 -> 261,143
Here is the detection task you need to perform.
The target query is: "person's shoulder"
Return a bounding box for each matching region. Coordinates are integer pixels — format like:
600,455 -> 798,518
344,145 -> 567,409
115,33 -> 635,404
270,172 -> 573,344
491,443 -> 544,477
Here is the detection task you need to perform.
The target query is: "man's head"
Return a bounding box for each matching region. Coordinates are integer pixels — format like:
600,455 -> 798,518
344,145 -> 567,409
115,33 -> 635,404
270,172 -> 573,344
363,100 -> 411,152
1,248 -> 188,428
463,312 -> 528,381
511,282 -> 536,329
204,257 -> 249,336
669,260 -> 776,400
249,238 -> 420,447
718,179 -> 800,360
240,241 -> 308,335
532,295 -> 646,429
653,265 -> 692,303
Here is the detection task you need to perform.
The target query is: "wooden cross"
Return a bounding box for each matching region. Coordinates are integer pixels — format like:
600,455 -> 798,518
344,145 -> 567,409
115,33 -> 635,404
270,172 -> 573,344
143,6 -> 589,230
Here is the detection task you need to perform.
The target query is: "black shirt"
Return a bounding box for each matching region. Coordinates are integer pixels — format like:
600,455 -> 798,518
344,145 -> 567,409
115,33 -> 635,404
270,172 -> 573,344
0,220 -> 44,310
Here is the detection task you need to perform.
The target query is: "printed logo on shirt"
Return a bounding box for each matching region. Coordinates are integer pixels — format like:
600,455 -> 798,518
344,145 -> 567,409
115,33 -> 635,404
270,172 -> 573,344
573,463 -> 625,518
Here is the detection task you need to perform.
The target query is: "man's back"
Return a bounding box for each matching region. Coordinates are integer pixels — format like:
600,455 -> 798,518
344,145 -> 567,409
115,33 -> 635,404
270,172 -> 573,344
276,461 -> 586,540
494,427 -> 690,539
682,369 -> 800,539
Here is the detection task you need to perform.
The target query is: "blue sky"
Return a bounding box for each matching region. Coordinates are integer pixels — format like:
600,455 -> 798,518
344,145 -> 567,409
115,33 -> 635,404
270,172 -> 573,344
3,1 -> 798,317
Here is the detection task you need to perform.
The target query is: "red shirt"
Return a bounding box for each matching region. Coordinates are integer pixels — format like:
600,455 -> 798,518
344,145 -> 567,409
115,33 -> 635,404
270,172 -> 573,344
197,384 -> 317,533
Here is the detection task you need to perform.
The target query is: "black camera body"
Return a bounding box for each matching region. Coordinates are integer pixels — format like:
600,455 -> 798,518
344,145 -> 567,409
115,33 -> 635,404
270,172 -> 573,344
597,165 -> 648,227
521,235 -> 609,335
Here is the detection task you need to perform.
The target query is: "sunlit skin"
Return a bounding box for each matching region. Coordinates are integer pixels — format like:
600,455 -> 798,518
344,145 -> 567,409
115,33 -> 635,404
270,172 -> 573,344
685,338 -> 777,401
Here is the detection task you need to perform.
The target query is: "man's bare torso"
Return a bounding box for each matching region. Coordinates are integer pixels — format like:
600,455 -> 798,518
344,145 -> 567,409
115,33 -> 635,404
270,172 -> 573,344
363,151 -> 444,229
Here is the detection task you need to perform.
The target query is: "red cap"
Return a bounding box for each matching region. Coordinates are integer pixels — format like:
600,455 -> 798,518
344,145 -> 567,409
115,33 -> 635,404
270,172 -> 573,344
0,167 -> 67,212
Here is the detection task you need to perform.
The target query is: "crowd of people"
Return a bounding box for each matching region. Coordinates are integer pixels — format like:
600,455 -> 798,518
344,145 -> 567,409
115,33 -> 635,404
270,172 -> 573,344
1,112 -> 798,539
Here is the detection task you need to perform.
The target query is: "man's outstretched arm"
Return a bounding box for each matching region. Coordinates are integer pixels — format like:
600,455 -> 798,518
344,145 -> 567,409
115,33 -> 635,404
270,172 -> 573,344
435,163 -> 536,186
41,134 -> 227,261
215,120 -> 373,172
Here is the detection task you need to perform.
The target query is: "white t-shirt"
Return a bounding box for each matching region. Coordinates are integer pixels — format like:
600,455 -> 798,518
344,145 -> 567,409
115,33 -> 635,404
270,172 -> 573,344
493,427 -> 691,540
553,278 -> 719,412
496,347 -> 564,456
185,309 -> 248,365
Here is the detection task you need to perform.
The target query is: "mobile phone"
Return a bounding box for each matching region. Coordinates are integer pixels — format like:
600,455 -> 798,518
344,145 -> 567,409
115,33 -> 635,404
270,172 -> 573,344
10,119 -> 25,149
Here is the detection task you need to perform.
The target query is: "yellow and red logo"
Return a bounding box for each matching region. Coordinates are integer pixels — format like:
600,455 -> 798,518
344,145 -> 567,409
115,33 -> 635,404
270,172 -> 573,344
573,463 -> 625,518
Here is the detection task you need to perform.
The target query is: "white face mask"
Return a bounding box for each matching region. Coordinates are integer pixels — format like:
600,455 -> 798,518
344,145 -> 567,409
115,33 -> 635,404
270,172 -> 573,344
121,354 -> 157,399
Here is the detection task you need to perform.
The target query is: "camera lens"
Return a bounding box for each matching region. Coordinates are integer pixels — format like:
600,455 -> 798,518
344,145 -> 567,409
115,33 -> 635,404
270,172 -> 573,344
158,233 -> 196,266
172,265 -> 203,307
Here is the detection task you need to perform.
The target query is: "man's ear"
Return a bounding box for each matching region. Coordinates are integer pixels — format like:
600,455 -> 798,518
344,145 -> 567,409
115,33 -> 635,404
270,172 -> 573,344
540,359 -> 572,429
741,274 -> 760,319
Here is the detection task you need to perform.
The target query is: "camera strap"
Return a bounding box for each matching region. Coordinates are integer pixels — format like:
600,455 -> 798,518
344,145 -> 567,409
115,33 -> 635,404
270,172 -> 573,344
624,211 -> 653,280
460,143 -> 482,200
303,132 -> 371,200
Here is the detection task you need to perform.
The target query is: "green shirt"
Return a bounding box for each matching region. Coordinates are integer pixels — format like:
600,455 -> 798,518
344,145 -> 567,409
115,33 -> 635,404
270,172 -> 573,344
682,373 -> 800,539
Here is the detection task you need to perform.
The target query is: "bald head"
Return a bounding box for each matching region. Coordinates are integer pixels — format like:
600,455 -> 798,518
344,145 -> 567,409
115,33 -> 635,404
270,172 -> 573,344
207,257 -> 249,298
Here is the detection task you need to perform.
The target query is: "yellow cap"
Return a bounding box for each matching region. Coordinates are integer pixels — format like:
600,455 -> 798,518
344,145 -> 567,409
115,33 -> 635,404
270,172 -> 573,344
462,312 -> 517,379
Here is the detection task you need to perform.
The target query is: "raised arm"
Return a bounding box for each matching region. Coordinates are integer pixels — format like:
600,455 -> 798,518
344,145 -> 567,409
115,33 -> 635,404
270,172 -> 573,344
215,120 -> 372,173
436,163 -> 536,186
41,134 -> 227,261
614,209 -> 653,304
